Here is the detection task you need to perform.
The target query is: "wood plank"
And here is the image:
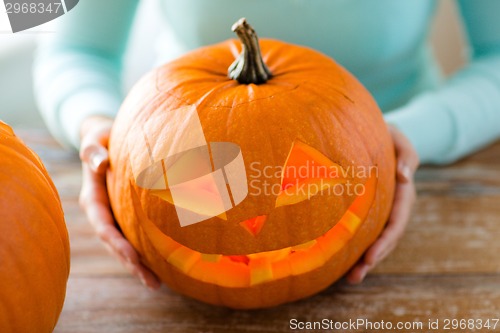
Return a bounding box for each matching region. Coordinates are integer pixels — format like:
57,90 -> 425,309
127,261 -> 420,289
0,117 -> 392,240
375,193 -> 500,274
54,275 -> 500,333
376,148 -> 500,274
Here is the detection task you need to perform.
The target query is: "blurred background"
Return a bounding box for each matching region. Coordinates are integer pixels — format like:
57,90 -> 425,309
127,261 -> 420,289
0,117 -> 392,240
0,0 -> 467,129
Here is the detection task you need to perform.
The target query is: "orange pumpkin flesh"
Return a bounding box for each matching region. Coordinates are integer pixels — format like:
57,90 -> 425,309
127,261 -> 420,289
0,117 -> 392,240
276,139 -> 348,207
0,121 -> 70,331
107,19 -> 395,308
239,215 -> 267,236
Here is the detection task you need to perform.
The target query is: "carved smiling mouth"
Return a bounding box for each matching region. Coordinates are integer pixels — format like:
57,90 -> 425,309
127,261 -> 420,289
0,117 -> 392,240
134,169 -> 377,288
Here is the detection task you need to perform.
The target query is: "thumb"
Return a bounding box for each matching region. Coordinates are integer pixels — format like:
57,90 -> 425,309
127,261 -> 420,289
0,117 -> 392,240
79,116 -> 113,174
388,125 -> 419,183
80,143 -> 109,174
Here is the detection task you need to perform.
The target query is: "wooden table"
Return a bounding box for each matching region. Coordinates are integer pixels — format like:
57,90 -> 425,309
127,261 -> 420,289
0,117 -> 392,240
17,128 -> 500,333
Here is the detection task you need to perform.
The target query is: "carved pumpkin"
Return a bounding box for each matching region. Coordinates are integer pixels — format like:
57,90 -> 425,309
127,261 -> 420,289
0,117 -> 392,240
0,121 -> 70,331
107,19 -> 395,308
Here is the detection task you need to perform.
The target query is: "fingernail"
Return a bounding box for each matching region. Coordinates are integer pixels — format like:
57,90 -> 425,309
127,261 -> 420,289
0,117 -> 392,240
373,252 -> 383,265
89,152 -> 106,172
375,246 -> 392,264
399,164 -> 411,181
349,270 -> 366,285
139,274 -> 148,288
125,256 -> 133,266
358,266 -> 370,282
148,284 -> 160,291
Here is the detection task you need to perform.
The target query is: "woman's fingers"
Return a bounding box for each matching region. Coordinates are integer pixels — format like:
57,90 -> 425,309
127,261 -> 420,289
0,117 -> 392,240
80,163 -> 161,290
346,125 -> 419,284
79,116 -> 161,290
79,116 -> 113,173
346,181 -> 416,284
346,261 -> 373,285
80,143 -> 109,174
367,181 -> 416,262
389,125 -> 419,183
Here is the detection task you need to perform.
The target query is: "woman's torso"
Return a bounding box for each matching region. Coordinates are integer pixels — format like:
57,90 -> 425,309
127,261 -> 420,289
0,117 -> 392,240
157,0 -> 442,111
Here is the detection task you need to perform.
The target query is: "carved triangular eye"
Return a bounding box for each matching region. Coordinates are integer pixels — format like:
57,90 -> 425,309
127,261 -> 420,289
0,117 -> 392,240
276,140 -> 348,207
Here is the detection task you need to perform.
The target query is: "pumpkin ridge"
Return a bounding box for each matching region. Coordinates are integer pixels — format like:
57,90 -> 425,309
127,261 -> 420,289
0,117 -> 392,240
159,77 -> 302,109
0,175 -> 70,276
0,148 -> 70,263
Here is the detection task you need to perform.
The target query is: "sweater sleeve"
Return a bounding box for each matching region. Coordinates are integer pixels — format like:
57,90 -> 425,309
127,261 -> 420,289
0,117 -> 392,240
33,0 -> 139,149
385,0 -> 500,164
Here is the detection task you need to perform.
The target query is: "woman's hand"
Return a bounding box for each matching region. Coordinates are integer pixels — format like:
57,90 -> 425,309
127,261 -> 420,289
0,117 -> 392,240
346,125 -> 419,284
79,116 -> 161,290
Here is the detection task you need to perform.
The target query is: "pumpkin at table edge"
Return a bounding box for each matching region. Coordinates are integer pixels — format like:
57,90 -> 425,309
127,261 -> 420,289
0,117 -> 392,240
0,121 -> 70,331
107,19 -> 395,308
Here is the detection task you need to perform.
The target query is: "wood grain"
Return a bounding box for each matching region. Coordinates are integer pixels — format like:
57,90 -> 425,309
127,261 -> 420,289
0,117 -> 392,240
15,128 -> 500,333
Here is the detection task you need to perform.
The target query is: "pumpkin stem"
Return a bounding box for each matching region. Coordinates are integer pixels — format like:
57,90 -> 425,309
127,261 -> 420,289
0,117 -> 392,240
228,18 -> 272,84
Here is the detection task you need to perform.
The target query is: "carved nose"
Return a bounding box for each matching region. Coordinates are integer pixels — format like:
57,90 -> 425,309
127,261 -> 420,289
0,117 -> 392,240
239,215 -> 268,236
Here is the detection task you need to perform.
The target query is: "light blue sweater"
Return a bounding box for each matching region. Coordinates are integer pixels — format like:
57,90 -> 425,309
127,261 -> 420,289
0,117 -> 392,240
34,0 -> 500,164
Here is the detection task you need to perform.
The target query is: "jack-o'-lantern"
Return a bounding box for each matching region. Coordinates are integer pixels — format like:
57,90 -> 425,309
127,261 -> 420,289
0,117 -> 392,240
107,19 -> 395,309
